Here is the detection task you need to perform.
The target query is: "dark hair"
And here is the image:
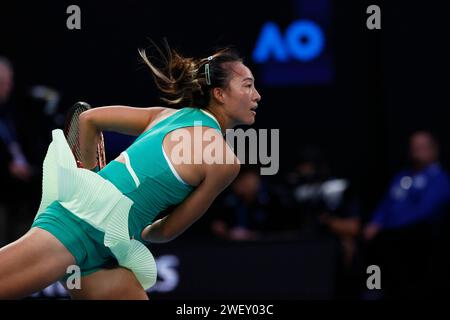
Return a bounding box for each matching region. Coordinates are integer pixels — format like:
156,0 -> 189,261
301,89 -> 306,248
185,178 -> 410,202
138,41 -> 242,108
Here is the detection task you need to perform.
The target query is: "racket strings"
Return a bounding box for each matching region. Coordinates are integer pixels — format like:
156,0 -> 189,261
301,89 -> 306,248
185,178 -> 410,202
64,103 -> 106,169
65,108 -> 84,163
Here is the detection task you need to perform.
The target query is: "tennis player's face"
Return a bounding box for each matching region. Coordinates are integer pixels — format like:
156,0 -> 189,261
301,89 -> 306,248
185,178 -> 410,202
223,62 -> 261,126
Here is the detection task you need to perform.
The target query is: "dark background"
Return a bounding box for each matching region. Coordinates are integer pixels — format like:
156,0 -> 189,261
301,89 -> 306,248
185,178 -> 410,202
2,0 -> 448,213
1,0 -> 449,299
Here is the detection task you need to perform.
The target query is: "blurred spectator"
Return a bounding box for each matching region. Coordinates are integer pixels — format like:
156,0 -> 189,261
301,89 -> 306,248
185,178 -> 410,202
285,146 -> 363,298
210,166 -> 276,241
363,131 -> 450,299
318,185 -> 362,299
0,57 -> 32,243
0,57 -> 44,243
364,131 -> 450,239
0,57 -> 32,182
284,146 -> 331,231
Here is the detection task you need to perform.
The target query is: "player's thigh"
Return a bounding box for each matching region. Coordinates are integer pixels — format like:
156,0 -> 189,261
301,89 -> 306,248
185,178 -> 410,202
68,266 -> 148,300
0,227 -> 76,299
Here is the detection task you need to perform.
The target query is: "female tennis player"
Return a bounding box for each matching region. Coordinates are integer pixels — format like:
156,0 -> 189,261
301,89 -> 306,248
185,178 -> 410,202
0,44 -> 261,299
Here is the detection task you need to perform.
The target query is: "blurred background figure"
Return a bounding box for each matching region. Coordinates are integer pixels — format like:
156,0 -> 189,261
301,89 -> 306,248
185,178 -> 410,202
285,146 -> 332,233
0,57 -> 32,182
0,57 -> 62,244
317,185 -> 362,300
284,146 -> 362,298
363,131 -> 450,299
0,57 -> 33,245
210,166 -> 277,241
1,0 -> 450,300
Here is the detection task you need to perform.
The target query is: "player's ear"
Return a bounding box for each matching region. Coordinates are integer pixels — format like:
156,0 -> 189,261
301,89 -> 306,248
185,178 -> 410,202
212,87 -> 226,104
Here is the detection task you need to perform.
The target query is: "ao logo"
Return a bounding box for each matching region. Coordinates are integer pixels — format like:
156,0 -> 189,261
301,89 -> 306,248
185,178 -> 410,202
253,20 -> 324,63
32,254 -> 181,297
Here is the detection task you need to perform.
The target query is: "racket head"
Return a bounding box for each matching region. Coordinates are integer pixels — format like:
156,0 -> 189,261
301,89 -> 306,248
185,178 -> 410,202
64,101 -> 106,169
97,132 -> 106,169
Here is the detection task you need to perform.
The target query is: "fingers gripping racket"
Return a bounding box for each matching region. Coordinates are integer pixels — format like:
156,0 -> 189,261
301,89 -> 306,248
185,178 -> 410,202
63,101 -> 106,170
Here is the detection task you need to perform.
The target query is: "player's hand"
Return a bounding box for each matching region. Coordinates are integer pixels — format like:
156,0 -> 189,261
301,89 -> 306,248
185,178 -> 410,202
76,160 -> 84,168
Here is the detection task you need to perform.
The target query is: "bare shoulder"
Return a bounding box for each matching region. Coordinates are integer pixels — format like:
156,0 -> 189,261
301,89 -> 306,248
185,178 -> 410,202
144,107 -> 181,130
173,126 -> 240,166
148,106 -> 179,116
143,106 -> 174,120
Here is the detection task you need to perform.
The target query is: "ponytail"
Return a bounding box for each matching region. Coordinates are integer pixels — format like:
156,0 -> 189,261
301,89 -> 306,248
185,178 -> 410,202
139,41 -> 242,108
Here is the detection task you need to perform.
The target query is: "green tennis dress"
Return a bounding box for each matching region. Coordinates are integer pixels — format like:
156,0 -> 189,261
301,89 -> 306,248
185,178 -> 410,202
31,107 -> 221,290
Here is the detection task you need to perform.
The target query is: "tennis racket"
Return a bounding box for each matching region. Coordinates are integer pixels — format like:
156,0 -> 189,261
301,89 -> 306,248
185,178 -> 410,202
63,101 -> 106,170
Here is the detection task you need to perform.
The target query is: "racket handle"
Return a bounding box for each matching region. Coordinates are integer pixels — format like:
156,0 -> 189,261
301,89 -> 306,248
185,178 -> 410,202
76,160 -> 84,168
76,160 -> 99,172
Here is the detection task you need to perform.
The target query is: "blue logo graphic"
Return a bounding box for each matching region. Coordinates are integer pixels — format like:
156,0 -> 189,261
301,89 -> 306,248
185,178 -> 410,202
252,0 -> 333,86
253,20 -> 324,63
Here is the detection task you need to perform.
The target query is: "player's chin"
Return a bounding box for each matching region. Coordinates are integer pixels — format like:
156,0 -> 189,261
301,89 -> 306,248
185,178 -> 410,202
242,113 -> 256,125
